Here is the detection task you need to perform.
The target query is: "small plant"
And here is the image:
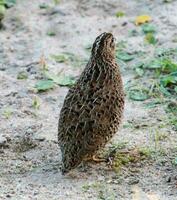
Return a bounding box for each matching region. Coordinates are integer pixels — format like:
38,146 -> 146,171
128,88 -> 149,101
2,108 -> 12,119
116,51 -> 135,62
141,23 -> 156,34
35,70 -> 76,92
53,0 -> 60,5
47,31 -> 56,36
32,97 -> 40,109
17,71 -> 28,80
112,147 -> 153,172
35,80 -> 55,92
115,11 -> 125,18
51,54 -> 68,63
39,3 -> 49,9
145,33 -> 157,45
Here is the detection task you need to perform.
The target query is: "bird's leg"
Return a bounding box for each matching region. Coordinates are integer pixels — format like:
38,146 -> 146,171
92,155 -> 106,162
83,155 -> 105,162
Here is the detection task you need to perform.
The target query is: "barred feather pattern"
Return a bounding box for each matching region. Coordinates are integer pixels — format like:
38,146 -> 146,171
58,33 -> 125,174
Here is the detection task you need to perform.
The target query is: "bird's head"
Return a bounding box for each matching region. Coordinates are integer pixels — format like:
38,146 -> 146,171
91,32 -> 116,58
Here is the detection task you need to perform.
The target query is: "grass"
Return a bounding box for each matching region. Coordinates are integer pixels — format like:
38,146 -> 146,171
17,71 -> 28,80
112,147 -> 153,172
82,182 -> 116,200
51,52 -> 87,68
32,96 -> 40,110
2,108 -> 12,119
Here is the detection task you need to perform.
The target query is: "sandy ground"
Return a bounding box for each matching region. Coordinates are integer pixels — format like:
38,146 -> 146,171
0,0 -> 177,199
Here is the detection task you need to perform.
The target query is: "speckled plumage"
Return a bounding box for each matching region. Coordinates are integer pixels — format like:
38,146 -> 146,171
58,32 -> 124,174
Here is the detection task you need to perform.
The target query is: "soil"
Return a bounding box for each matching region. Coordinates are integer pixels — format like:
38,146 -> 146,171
0,0 -> 177,199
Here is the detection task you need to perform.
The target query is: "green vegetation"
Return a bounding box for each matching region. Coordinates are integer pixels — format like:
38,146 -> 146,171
82,182 -> 116,200
128,88 -> 149,101
35,80 -> 55,92
4,0 -> 16,8
17,71 -> 28,80
35,70 -> 76,92
47,31 -> 56,36
51,54 -> 68,63
115,11 -> 125,18
32,97 -> 40,110
44,71 -> 76,86
112,147 -> 153,172
141,23 -> 156,34
145,33 -> 157,45
2,108 -> 12,119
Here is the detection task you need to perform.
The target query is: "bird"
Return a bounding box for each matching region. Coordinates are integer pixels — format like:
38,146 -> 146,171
58,32 -> 125,174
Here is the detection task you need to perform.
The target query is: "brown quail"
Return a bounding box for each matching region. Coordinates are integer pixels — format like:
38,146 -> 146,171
58,32 -> 125,174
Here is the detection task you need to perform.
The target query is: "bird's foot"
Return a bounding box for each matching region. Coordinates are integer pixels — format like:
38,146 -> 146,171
92,155 -> 106,162
84,155 -> 105,162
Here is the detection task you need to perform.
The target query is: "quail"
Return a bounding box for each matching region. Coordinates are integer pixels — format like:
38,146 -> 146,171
58,32 -> 125,174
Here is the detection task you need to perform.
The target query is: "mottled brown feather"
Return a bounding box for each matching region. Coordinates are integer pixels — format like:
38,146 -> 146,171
58,32 -> 124,174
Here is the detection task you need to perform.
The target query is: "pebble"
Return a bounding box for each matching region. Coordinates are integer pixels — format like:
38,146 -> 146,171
0,136 -> 7,147
166,176 -> 171,183
6,194 -> 11,198
33,135 -> 45,142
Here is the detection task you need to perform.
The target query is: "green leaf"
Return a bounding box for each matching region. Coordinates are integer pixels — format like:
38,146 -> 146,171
44,71 -> 75,86
160,75 -> 177,87
4,0 -> 16,8
56,75 -> 76,86
0,5 -> 5,20
144,100 -> 161,108
128,89 -> 149,101
35,80 -> 55,92
116,51 -> 134,62
145,33 -> 157,45
115,11 -> 125,18
161,59 -> 177,73
145,59 -> 162,69
159,84 -> 171,96
39,3 -> 49,9
51,54 -> 68,63
142,24 -> 156,34
53,0 -> 60,5
133,62 -> 144,68
47,31 -> 56,36
145,59 -> 177,73
17,71 -> 28,80
44,71 -> 61,83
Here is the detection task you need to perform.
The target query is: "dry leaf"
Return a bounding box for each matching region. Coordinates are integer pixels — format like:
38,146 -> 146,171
39,54 -> 47,70
135,15 -> 152,25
